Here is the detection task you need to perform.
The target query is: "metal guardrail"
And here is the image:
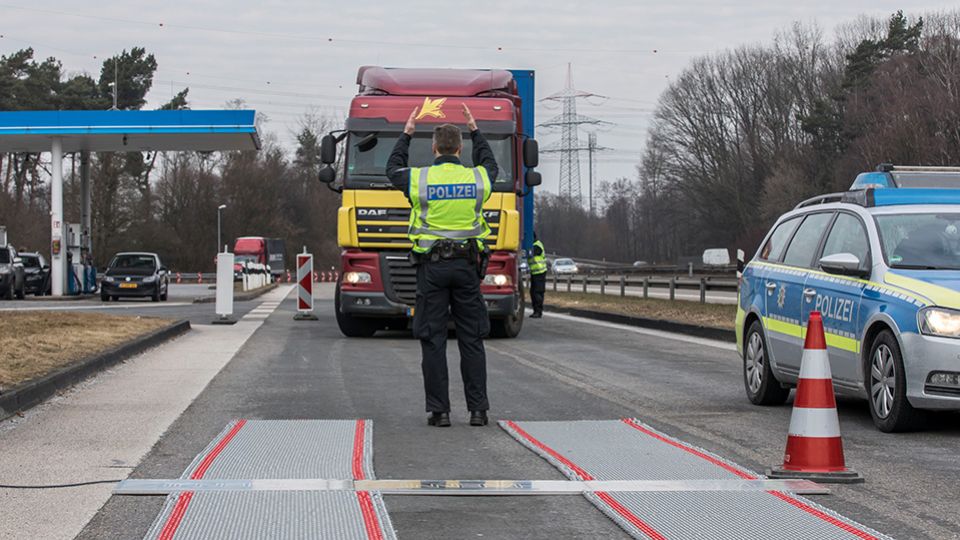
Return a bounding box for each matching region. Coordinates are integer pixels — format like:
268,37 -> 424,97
545,273 -> 738,303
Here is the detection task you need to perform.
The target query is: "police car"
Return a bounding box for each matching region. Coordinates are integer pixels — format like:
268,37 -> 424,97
737,165 -> 960,432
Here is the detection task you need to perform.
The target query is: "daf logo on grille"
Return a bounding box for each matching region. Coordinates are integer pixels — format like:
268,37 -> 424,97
357,208 -> 389,217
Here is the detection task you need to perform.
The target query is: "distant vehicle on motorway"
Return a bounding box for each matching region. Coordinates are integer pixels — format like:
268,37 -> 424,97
632,260 -> 649,267
19,252 -> 50,296
702,248 -> 730,266
100,252 -> 169,302
738,164 -> 960,432
552,258 -> 578,275
0,244 -> 25,300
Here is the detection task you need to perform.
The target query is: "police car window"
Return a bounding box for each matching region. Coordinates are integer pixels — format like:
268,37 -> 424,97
876,213 -> 960,270
821,214 -> 869,269
759,217 -> 801,261
782,213 -> 833,268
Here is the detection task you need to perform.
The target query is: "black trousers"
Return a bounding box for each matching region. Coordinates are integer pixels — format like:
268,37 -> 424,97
530,272 -> 546,314
413,257 -> 490,413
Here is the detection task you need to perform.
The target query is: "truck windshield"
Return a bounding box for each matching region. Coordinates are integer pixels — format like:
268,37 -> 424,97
876,212 -> 960,270
345,131 -> 514,190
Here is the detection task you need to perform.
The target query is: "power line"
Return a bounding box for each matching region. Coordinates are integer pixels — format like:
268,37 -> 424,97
0,4 -> 701,56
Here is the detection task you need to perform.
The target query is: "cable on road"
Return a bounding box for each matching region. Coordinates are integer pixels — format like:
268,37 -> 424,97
0,479 -> 124,489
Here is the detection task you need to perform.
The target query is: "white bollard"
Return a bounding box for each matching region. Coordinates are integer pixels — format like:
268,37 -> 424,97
213,252 -> 236,324
294,250 -> 318,321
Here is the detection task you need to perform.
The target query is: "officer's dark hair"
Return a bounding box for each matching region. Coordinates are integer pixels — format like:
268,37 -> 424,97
433,124 -> 462,156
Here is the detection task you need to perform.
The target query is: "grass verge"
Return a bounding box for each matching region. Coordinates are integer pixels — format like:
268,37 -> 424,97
0,312 -> 172,389
541,291 -> 736,330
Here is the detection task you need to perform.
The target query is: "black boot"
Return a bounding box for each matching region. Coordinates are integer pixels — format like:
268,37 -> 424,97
469,410 -> 488,426
428,412 -> 451,427
530,312 -> 543,318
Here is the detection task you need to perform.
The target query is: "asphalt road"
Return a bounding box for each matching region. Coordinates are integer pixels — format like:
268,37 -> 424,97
6,283 -> 959,538
0,283 -> 263,324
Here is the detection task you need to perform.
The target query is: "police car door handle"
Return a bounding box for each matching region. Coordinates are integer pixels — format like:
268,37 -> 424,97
803,288 -> 817,299
765,282 -> 777,292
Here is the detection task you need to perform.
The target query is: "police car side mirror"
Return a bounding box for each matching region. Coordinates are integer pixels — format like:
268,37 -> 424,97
318,166 -> 336,184
320,134 -> 337,165
523,139 -> 539,168
524,170 -> 542,187
819,253 -> 868,278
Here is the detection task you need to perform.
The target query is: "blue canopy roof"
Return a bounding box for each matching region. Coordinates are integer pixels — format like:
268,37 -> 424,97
0,110 -> 260,153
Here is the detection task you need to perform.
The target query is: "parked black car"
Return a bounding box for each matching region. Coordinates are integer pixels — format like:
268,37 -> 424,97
19,252 -> 50,296
0,244 -> 25,299
100,252 -> 169,302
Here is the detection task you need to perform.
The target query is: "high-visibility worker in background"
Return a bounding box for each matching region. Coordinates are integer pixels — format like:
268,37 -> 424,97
386,103 -> 498,429
528,233 -> 547,318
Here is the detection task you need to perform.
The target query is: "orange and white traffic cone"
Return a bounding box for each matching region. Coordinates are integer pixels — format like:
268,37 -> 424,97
768,311 -> 864,483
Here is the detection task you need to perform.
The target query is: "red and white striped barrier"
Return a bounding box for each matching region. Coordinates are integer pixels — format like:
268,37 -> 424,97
294,252 -> 318,320
197,272 -> 203,284
176,272 -> 182,284
768,311 -> 863,483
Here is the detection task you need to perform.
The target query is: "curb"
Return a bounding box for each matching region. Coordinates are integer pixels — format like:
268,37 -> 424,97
0,319 -> 191,421
22,294 -> 97,302
192,282 -> 278,304
544,305 -> 735,343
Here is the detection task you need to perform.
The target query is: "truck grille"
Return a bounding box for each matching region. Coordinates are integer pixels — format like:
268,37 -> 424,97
383,254 -> 417,306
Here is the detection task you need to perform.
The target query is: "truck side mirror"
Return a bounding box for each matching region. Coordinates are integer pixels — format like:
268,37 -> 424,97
523,139 -> 539,168
320,134 -> 337,165
318,166 -> 336,184
524,170 -> 542,187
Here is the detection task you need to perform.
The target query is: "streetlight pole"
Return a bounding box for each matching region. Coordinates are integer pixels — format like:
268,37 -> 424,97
217,204 -> 227,253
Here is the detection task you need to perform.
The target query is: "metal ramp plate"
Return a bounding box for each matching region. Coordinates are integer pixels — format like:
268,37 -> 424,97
143,419 -> 395,540
501,418 -> 892,540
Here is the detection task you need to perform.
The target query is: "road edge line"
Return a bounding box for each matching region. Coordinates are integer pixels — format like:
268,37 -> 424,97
0,319 -> 191,421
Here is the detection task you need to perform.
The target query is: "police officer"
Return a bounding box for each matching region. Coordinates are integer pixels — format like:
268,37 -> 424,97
386,103 -> 497,428
528,233 -> 547,318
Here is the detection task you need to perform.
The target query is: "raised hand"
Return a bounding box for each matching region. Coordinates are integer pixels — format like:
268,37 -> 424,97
462,103 -> 478,131
404,107 -> 418,135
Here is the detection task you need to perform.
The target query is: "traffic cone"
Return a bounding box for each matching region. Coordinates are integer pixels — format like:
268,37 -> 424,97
767,311 -> 864,483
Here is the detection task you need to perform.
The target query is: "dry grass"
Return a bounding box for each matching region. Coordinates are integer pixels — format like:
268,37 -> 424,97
541,291 -> 736,330
0,312 -> 172,389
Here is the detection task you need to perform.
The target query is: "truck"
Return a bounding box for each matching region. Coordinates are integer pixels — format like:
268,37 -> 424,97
318,67 -> 542,338
232,236 -> 286,279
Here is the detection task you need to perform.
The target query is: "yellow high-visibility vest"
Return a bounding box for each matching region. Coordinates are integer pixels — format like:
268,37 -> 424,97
408,163 -> 492,254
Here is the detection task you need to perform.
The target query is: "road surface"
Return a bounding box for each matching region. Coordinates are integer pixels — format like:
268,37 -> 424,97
1,284 -> 957,539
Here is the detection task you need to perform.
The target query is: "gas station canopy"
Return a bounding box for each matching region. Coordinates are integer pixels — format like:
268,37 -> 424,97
0,109 -> 260,153
0,109 -> 261,296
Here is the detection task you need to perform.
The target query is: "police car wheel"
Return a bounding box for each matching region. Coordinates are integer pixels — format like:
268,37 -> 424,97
743,320 -> 789,406
867,330 -> 921,432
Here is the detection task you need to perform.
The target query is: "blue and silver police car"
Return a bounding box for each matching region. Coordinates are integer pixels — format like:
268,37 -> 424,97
738,165 -> 960,432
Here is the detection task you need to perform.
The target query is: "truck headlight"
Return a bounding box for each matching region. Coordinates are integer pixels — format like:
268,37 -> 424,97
919,307 -> 960,338
483,274 -> 512,286
344,271 -> 371,284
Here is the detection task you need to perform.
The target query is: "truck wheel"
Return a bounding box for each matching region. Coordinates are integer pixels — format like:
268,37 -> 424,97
867,330 -> 922,432
334,282 -> 378,337
490,281 -> 525,338
743,320 -> 789,405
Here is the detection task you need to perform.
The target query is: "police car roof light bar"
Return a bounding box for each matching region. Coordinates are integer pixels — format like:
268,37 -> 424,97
877,163 -> 960,173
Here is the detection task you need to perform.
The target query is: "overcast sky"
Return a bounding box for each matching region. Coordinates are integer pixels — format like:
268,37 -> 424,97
1,1 -> 954,196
